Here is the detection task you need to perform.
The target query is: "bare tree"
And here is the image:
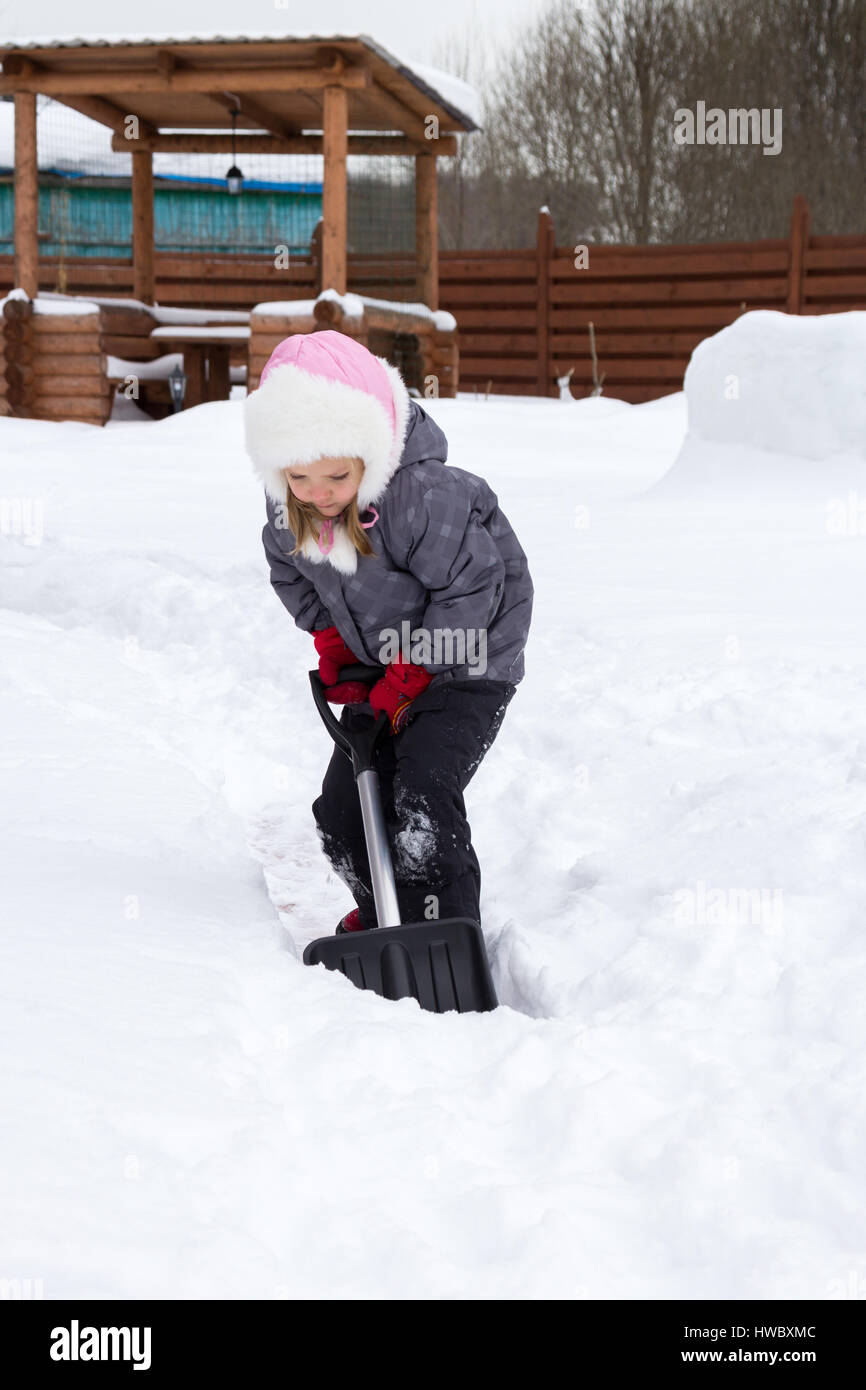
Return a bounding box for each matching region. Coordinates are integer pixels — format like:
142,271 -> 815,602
436,0 -> 600,247
434,0 -> 865,247
583,0 -> 685,241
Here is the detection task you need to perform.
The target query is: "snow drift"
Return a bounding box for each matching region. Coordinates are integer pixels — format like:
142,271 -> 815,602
681,309 -> 866,460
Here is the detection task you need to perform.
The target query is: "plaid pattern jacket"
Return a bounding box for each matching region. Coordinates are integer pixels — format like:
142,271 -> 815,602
261,400 -> 533,686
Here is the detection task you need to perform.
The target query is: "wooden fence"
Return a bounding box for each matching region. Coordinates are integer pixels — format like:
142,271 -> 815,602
1,195 -> 863,403
442,196 -> 866,401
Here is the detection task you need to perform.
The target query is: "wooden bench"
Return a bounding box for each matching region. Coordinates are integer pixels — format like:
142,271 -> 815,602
247,292 -> 459,397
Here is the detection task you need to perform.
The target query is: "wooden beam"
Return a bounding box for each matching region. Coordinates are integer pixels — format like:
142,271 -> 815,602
0,59 -> 157,136
322,85 -> 348,295
131,150 -> 155,305
14,92 -> 39,298
0,65 -> 372,96
1,61 -> 158,138
370,80 -> 430,142
207,90 -> 301,143
154,49 -> 176,80
53,94 -> 157,139
315,47 -> 349,79
415,151 -> 439,310
110,131 -> 458,156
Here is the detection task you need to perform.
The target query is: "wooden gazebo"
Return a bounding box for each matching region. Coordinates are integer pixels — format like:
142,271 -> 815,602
1,33 -> 477,307
0,34 -> 474,422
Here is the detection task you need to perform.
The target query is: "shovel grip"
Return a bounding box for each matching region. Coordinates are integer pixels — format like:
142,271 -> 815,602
308,663 -> 388,772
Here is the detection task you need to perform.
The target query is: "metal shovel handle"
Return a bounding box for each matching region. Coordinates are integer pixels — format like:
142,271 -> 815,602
308,661 -> 402,929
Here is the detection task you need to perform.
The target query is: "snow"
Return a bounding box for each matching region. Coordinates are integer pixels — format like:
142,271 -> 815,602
2,289 -> 253,328
105,353 -> 183,380
148,305 -> 249,327
150,326 -> 251,341
2,311 -> 866,1298
316,288 -> 366,320
0,290 -> 100,315
251,300 -> 318,319
254,291 -> 458,330
334,291 -> 458,332
681,310 -> 866,460
36,292 -> 251,327
398,60 -> 482,128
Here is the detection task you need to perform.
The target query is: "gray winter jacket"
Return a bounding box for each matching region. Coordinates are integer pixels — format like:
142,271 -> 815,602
261,400 -> 533,686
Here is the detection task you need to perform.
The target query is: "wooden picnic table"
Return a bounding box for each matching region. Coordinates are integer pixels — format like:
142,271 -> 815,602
149,326 -> 251,408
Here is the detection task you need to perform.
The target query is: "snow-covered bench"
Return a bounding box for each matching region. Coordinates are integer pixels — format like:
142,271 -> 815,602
94,298 -> 249,417
248,291 -> 459,398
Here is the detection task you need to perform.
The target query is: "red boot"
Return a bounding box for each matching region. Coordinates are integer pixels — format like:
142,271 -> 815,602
335,908 -> 368,935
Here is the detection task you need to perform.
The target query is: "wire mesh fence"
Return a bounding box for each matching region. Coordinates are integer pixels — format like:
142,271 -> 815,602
0,97 -> 416,279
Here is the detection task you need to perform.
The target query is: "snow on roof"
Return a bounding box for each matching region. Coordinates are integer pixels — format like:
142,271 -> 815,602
0,32 -> 481,129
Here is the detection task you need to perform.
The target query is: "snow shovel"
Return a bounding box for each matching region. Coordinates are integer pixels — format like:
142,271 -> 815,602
302,662 -> 499,1014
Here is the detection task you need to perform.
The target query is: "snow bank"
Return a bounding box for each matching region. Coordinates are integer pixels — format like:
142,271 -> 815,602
683,310 -> 866,460
653,310 -> 866,505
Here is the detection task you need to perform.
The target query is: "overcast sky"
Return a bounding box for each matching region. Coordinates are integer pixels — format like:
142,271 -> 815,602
0,0 -> 551,75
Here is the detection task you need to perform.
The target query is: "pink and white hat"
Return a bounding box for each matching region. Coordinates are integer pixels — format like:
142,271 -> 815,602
243,329 -> 412,514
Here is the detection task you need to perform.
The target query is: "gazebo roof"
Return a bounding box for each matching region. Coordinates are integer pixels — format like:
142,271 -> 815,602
0,32 -> 480,136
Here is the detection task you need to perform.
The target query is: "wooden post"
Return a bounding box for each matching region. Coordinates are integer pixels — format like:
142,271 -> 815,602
182,344 -> 206,409
786,194 -> 810,315
536,207 -> 555,396
322,85 -> 348,295
132,149 -> 155,305
207,344 -> 230,402
310,218 -> 324,297
14,93 -> 39,298
415,151 -> 439,310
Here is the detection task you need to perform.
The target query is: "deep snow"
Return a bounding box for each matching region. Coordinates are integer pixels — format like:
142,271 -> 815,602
1,312 -> 866,1299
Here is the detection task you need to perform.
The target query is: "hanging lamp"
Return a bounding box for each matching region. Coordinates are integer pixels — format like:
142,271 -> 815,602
226,105 -> 244,195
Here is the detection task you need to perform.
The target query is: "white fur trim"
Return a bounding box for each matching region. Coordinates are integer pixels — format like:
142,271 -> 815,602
296,521 -> 362,576
243,348 -> 412,516
363,357 -> 412,509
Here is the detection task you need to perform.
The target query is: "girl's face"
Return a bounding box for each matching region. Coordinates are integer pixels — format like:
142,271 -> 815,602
285,456 -> 362,516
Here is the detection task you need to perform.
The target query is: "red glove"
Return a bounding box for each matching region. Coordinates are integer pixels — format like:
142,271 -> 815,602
313,625 -> 360,687
368,659 -> 434,734
324,680 -> 372,706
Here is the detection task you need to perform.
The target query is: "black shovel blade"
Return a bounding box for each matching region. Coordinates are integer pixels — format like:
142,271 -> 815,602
303,918 -> 498,1014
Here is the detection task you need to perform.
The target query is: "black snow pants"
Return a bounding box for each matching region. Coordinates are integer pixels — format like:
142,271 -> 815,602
312,677 -> 517,929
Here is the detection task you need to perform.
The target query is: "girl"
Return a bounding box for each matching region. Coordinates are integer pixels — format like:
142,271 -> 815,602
244,330 -> 533,935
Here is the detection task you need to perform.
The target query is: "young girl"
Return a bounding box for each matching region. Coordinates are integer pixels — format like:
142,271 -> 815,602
244,330 -> 533,935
